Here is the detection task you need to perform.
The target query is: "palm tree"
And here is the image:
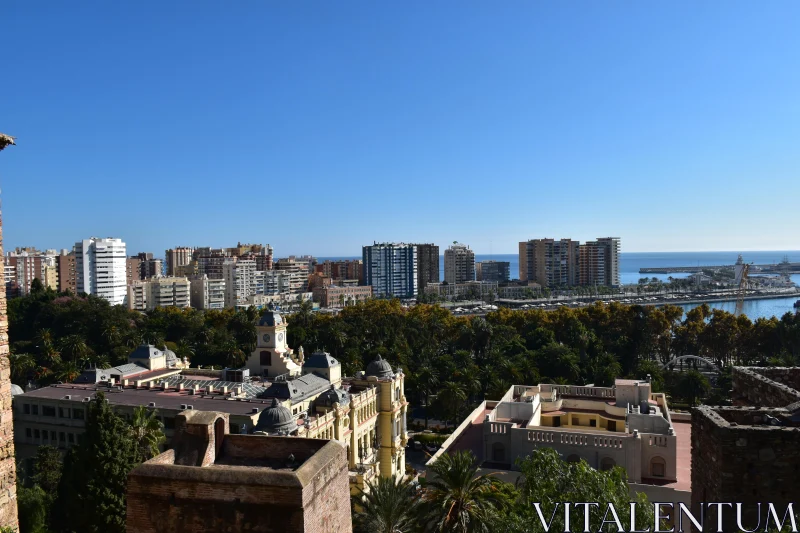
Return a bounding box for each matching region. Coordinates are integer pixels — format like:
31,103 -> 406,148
352,475 -> 419,533
59,334 -> 90,361
53,360 -> 80,383
437,381 -> 467,428
129,406 -> 166,462
422,451 -> 507,533
417,365 -> 439,429
8,352 -> 36,383
222,339 -> 246,369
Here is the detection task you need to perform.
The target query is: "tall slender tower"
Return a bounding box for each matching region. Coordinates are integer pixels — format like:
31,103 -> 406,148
0,133 -> 19,529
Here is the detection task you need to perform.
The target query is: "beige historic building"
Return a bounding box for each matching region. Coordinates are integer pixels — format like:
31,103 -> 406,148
429,378 -> 689,507
14,310 -> 408,493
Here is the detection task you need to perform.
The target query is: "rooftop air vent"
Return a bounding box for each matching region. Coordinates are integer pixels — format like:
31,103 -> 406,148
82,397 -> 91,402
63,395 -> 71,400
186,405 -> 193,410
148,402 -> 156,408
180,404 -> 187,410
251,408 -> 259,414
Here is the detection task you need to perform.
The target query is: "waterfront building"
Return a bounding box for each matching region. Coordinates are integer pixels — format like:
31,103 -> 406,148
444,243 -> 475,284
313,284 -> 373,308
424,281 -> 497,301
579,237 -> 621,288
165,247 -> 194,276
189,274 -> 225,310
413,243 -> 440,293
519,238 -> 580,287
362,242 -> 417,299
429,378 -> 688,507
14,310 -> 408,495
476,260 -> 510,283
74,237 -> 128,305
126,411 -> 353,533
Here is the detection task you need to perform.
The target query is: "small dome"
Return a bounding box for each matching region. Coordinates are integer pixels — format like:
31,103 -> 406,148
304,351 -> 339,369
316,385 -> 350,408
259,311 -> 284,327
254,398 -> 297,435
365,355 -> 394,379
10,384 -> 24,396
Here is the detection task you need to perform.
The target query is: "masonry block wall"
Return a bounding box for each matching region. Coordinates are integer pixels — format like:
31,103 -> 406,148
692,405 -> 800,531
731,367 -> 800,407
0,205 -> 18,530
127,426 -> 353,533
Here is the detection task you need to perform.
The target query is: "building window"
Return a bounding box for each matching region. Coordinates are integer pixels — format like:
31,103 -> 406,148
566,454 -> 581,463
50,431 -> 56,441
651,457 -> 666,478
607,421 -> 617,432
492,442 -> 506,462
59,407 -> 70,419
25,428 -> 31,438
34,429 -> 40,439
32,405 -> 39,416
68,433 -> 74,444
590,419 -> 597,427
163,417 -> 175,430
42,406 -> 56,417
73,408 -> 84,420
260,351 -> 272,366
59,432 -> 65,443
23,404 -> 30,415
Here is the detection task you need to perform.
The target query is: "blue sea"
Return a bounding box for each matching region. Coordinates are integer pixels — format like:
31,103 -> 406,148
317,251 -> 800,320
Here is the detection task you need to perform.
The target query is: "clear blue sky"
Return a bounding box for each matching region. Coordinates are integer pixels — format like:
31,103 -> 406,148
2,2 -> 800,257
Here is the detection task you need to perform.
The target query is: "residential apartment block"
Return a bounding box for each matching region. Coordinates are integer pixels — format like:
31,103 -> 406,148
444,243 -> 475,284
520,237 -> 621,288
189,275 -> 225,310
316,259 -> 363,283
4,249 -> 58,297
362,243 -> 418,299
476,260 -> 510,283
132,252 -> 163,280
165,247 -> 194,276
74,237 -> 128,305
56,251 -> 76,293
579,237 -> 621,288
413,243 -> 440,293
127,277 -> 191,311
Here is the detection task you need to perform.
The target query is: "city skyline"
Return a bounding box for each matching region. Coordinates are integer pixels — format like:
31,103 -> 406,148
3,3 -> 800,255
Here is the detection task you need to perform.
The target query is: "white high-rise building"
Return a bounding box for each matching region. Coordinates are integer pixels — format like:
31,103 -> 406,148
223,259 -> 260,308
74,237 -> 127,305
444,243 -> 475,284
597,237 -> 621,288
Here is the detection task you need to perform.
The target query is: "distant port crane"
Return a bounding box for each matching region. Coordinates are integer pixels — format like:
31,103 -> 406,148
734,254 -> 751,317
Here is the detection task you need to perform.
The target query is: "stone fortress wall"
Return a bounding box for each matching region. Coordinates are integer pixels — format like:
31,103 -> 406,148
692,366 -> 800,532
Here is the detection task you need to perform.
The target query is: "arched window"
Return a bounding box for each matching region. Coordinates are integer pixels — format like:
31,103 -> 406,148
395,387 -> 400,401
214,417 -> 226,458
600,457 -> 616,471
260,350 -> 272,366
566,454 -> 581,463
492,442 -> 505,462
650,456 -> 666,478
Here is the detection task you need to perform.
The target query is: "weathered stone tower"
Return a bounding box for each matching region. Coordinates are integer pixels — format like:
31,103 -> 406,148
0,133 -> 19,530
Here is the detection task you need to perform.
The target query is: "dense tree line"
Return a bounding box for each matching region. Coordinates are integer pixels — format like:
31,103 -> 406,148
8,286 -> 800,421
354,448 -> 658,533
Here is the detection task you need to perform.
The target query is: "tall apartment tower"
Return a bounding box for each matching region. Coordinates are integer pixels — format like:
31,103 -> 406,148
0,191 -> 19,529
165,246 -> 194,276
444,243 -> 475,284
74,238 -> 128,305
362,243 -> 418,298
412,243 -> 439,292
57,251 -> 77,293
579,237 -> 621,288
518,238 -> 579,287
